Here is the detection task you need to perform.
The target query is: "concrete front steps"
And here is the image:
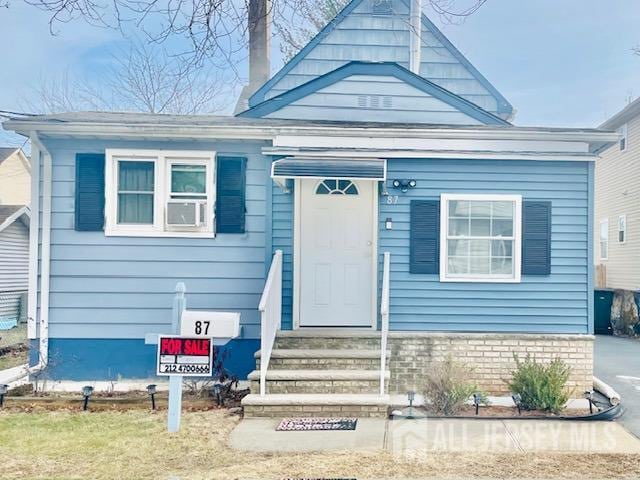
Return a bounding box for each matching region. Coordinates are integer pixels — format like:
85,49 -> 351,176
242,329 -> 390,418
242,393 -> 390,418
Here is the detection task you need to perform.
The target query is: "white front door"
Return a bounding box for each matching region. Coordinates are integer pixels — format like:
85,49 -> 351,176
298,179 -> 375,327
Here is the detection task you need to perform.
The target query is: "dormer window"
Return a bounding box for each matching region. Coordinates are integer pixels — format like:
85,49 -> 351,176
371,0 -> 392,15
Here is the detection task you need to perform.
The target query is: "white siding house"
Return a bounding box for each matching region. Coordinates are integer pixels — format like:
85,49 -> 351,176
0,148 -> 30,205
594,98 -> 640,291
0,206 -> 30,329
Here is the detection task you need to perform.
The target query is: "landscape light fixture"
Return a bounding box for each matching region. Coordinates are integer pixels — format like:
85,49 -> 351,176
147,384 -> 157,410
584,390 -> 594,414
511,394 -> 522,415
82,386 -> 94,411
0,384 -> 8,408
211,383 -> 223,406
391,179 -> 417,193
407,390 -> 416,419
472,393 -> 481,416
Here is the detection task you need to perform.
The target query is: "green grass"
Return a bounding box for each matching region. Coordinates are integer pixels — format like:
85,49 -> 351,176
0,323 -> 28,371
1,410 -> 640,480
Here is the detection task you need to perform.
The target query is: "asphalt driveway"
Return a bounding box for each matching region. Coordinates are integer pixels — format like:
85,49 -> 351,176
595,335 -> 640,437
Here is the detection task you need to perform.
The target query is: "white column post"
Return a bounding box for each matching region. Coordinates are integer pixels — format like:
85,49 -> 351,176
167,282 -> 186,433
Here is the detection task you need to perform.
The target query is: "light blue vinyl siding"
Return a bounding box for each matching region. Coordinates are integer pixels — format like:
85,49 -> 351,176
39,138 -> 270,340
262,0 -> 505,115
264,74 -> 483,124
379,159 -> 591,334
272,181 -> 294,329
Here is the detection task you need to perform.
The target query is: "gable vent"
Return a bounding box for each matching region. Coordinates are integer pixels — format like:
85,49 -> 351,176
371,0 -> 392,15
356,95 -> 393,109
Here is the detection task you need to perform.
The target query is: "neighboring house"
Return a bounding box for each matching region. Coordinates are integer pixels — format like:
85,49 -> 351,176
0,148 -> 31,205
3,0 -> 616,416
0,206 -> 30,330
594,98 -> 640,334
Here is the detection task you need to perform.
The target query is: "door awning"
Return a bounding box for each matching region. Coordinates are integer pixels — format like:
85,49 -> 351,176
271,157 -> 386,181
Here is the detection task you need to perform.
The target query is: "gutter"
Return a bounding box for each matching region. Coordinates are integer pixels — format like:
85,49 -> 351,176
3,120 -> 620,144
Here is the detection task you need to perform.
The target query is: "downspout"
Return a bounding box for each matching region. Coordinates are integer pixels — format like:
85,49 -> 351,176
32,133 -> 52,371
409,0 -> 422,74
4,132 -> 51,385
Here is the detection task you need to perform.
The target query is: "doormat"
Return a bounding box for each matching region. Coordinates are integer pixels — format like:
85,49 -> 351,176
276,417 -> 358,431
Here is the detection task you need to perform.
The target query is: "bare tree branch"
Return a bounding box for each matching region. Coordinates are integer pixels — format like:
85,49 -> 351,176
17,0 -> 486,69
24,40 -> 232,114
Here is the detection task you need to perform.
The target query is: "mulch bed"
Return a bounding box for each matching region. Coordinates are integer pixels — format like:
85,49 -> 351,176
398,405 -> 592,418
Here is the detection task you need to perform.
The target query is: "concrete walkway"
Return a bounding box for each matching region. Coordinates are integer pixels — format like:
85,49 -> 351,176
387,419 -> 640,455
230,417 -> 640,454
229,418 -> 386,452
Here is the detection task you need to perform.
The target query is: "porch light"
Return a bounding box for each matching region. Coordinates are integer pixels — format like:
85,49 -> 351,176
0,384 -> 8,408
407,390 -> 416,419
82,386 -> 94,411
211,383 -> 223,406
584,390 -> 594,414
472,393 -> 481,416
511,393 -> 522,415
147,384 -> 157,410
391,179 -> 417,193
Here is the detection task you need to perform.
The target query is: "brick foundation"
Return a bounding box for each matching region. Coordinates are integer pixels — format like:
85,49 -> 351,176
387,333 -> 593,395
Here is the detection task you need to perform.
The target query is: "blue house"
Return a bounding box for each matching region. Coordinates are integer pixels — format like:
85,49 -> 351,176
4,0 -> 616,416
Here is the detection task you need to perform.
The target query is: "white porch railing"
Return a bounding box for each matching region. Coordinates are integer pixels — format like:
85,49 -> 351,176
380,252 -> 391,395
258,250 -> 283,396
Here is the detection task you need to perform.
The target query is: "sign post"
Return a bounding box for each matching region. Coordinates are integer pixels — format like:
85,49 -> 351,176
157,282 -> 240,433
167,282 -> 186,433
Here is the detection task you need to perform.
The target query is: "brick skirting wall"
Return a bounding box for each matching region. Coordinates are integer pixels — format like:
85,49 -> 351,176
387,333 -> 594,396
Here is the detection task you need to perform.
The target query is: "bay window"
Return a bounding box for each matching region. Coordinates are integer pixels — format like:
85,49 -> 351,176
440,194 -> 522,282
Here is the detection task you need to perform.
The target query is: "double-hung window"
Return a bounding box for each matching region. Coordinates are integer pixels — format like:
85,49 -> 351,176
599,219 -> 609,260
440,194 -> 522,282
105,149 -> 215,237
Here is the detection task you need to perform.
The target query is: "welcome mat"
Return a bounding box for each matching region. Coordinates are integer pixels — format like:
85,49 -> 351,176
276,417 -> 358,431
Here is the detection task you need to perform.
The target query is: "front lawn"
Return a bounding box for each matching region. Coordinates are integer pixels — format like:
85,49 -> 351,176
0,323 -> 28,371
1,410 -> 640,479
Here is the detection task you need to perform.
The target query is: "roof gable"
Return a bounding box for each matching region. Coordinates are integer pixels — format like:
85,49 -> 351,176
248,0 -> 513,118
239,61 -> 508,125
0,205 -> 30,233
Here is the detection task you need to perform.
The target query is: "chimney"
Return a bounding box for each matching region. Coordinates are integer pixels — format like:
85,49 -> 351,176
234,0 -> 272,113
409,0 -> 422,74
248,0 -> 272,90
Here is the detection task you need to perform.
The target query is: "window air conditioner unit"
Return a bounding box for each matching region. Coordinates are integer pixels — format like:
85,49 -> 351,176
166,200 -> 206,227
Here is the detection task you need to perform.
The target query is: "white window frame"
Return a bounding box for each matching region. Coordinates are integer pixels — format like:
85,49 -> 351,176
599,218 -> 609,260
618,124 -> 628,152
440,193 -> 522,283
617,214 -> 627,244
105,149 -> 216,238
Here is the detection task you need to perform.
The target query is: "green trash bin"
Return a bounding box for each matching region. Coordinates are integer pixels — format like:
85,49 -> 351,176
594,290 -> 614,335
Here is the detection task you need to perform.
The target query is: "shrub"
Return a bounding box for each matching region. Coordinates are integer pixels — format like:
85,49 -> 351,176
507,354 -> 572,414
422,355 -> 487,415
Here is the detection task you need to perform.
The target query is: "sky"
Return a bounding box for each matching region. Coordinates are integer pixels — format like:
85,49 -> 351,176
1,0 -> 639,147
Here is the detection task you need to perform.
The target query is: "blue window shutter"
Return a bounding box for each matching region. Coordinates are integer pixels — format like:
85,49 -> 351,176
75,153 -> 105,231
410,200 -> 440,274
522,201 -> 551,275
216,156 -> 247,233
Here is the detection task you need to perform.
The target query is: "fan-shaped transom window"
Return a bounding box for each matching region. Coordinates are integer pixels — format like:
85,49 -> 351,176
315,179 -> 359,195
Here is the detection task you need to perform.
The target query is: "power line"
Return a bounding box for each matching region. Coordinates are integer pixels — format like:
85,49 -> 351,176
0,109 -> 38,118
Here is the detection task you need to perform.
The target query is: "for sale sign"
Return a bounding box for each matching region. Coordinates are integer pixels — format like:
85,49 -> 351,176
156,335 -> 213,377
